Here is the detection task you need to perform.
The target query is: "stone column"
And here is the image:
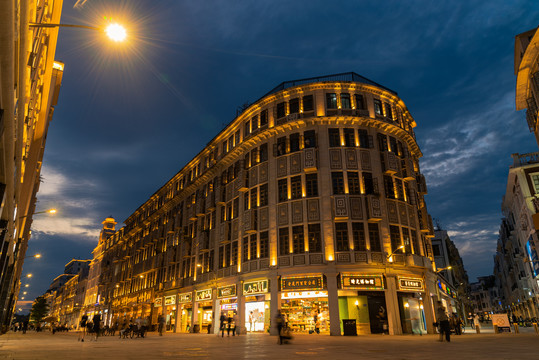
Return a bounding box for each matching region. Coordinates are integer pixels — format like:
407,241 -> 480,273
384,275 -> 402,335
237,280 -> 245,334
326,271 -> 341,336
212,289 -> 218,334
269,270 -> 279,335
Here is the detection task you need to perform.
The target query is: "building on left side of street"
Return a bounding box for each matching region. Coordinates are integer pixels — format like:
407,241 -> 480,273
0,0 -> 65,332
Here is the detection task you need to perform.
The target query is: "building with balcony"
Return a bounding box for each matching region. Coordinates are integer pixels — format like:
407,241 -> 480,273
0,0 -> 64,330
494,152 -> 539,320
95,72 -> 437,336
515,26 -> 539,146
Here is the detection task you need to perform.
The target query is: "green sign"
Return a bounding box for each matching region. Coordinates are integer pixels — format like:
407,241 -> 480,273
217,284 -> 237,298
178,292 -> 192,303
243,280 -> 269,295
196,289 -> 212,301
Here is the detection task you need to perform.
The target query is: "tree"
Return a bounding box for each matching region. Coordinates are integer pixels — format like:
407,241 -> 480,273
30,296 -> 49,323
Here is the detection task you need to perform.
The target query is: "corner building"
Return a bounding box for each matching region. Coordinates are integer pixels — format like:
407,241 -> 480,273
100,73 -> 437,336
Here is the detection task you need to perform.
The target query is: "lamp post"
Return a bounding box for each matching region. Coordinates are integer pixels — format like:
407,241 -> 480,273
386,245 -> 405,263
29,22 -> 127,42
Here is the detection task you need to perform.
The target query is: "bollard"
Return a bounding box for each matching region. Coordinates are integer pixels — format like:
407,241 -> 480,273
493,325 -> 499,334
475,324 -> 480,334
513,323 -> 519,334
533,323 -> 539,334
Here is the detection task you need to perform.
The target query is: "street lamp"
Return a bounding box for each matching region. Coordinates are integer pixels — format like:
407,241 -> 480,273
25,274 -> 32,278
387,245 -> 405,262
29,22 -> 127,42
24,254 -> 41,260
436,266 -> 452,273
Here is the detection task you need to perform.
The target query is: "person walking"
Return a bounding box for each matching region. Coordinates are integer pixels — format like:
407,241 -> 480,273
226,314 -> 233,336
158,314 -> 165,336
275,310 -> 285,345
78,314 -> 88,342
436,301 -> 450,342
219,313 -> 226,337
92,313 -> 101,341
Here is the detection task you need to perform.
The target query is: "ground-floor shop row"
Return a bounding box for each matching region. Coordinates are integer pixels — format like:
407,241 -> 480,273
102,272 -> 452,335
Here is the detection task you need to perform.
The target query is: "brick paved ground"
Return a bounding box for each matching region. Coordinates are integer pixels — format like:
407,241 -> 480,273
0,326 -> 537,360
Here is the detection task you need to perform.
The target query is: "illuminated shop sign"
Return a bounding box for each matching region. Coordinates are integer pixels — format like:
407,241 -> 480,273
398,277 -> 424,291
281,291 -> 328,299
221,303 -> 238,311
196,289 -> 212,301
218,284 -> 237,298
178,292 -> 192,303
281,275 -> 324,291
154,297 -> 162,307
243,280 -> 269,295
341,274 -> 384,290
165,295 -> 176,306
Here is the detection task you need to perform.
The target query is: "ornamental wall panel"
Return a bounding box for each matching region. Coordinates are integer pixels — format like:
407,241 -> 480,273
259,162 -> 268,183
350,197 -> 363,220
354,252 -> 368,263
345,149 -> 358,169
307,199 -> 320,221
309,254 -> 323,265
293,255 -> 306,265
259,207 -> 269,230
250,167 -> 258,187
387,200 -> 399,223
329,149 -> 342,169
277,157 -> 288,178
232,219 -> 239,239
278,204 -> 289,226
334,196 -> 348,218
399,203 -> 408,226
292,201 -> 303,224
360,150 -> 372,171
304,148 -> 317,171
290,153 -> 302,174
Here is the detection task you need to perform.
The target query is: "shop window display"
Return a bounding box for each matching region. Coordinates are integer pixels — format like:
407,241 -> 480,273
280,292 -> 329,333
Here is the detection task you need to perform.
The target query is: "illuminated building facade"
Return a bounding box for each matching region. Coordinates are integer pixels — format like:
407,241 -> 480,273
515,26 -> 539,147
97,72 -> 437,335
0,0 -> 64,330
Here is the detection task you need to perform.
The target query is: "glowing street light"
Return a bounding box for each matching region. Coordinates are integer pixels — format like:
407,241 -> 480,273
387,245 -> 405,263
24,284 -> 29,288
29,22 -> 127,42
26,274 -> 32,278
25,254 -> 42,260
436,266 -> 452,273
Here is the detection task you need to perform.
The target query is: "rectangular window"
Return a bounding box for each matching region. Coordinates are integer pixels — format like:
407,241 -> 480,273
355,94 -> 365,110
389,136 -> 398,154
260,110 -> 268,127
384,175 -> 395,199
218,246 -> 225,269
242,237 -> 249,262
343,128 -> 355,147
251,148 -> 259,166
289,98 -> 300,114
332,172 -> 345,195
250,234 -> 257,260
352,223 -> 367,251
403,228 -> 412,254
259,184 -> 268,206
290,175 -> 302,200
290,133 -> 300,152
348,172 -> 361,195
276,102 -> 286,118
233,197 -> 239,218
377,133 -> 388,151
250,188 -> 257,209
368,223 -> 381,252
305,173 -> 318,197
532,174 -> 539,193
251,115 -> 259,131
258,231 -> 268,259
358,129 -> 370,149
292,226 -> 305,254
279,228 -> 289,256
304,130 -> 316,148
390,225 -> 402,254
225,243 -> 231,267
432,244 -> 441,256
411,231 -> 420,255
231,240 -> 238,266
395,179 -> 404,200
259,143 -> 268,162
303,95 -> 314,112
308,224 -> 322,253
276,136 -> 287,156
278,179 -> 288,202
328,128 -> 340,147
384,103 -> 393,120
341,93 -> 351,109
373,99 -> 383,116
326,93 -> 338,109
335,223 -> 350,251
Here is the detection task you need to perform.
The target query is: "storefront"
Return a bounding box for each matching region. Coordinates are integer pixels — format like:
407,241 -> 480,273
195,289 -> 213,333
164,295 -> 176,332
243,279 -> 270,332
177,292 -> 192,333
437,279 -> 459,317
338,273 -> 387,334
397,277 -> 427,335
217,284 -> 237,332
280,275 -> 329,334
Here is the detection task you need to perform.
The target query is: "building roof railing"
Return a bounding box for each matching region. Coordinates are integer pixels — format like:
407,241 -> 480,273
511,152 -> 539,167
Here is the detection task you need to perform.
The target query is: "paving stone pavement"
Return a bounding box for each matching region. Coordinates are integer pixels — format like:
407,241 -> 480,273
0,328 -> 537,360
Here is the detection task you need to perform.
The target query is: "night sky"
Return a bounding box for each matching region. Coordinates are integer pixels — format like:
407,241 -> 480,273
18,0 -> 539,311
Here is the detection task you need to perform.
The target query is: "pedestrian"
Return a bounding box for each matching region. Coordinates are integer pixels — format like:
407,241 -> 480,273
78,314 -> 88,342
158,314 -> 165,336
249,311 -> 254,332
436,301 -> 450,342
275,310 -> 284,345
22,320 -> 28,334
474,314 -> 481,331
92,313 -> 101,341
219,313 -> 226,337
227,314 -> 233,336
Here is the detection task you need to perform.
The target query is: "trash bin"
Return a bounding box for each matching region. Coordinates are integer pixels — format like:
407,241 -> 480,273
342,319 -> 357,336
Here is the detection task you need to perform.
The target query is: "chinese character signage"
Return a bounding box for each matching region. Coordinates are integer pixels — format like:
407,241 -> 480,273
154,297 -> 162,307
341,274 -> 384,290
243,280 -> 269,295
217,284 -> 237,298
178,292 -> 192,303
164,295 -> 176,306
281,275 -> 323,291
398,277 -> 424,291
195,289 -> 212,301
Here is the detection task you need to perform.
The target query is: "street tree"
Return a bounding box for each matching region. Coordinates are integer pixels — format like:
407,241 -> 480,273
30,296 -> 49,323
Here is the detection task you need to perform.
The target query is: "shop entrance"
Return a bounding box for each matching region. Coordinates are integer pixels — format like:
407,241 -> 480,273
245,296 -> 269,332
281,291 -> 329,334
398,293 -> 426,334
197,301 -> 213,333
337,292 -> 387,334
179,305 -> 192,333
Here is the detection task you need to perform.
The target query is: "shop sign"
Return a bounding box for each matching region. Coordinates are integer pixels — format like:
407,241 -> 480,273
281,291 -> 328,299
154,297 -> 163,307
178,292 -> 192,303
398,277 -> 424,291
165,295 -> 176,306
196,289 -> 212,301
341,274 -> 384,290
218,284 -> 237,298
243,280 -> 269,295
221,303 -> 238,311
281,275 -> 323,291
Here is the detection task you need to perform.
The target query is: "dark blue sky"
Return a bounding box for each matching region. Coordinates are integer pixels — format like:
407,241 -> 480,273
19,0 -> 539,309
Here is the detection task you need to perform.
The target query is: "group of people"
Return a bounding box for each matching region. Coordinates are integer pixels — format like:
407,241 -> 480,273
77,313 -> 101,342
436,301 -> 465,342
219,312 -> 240,336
